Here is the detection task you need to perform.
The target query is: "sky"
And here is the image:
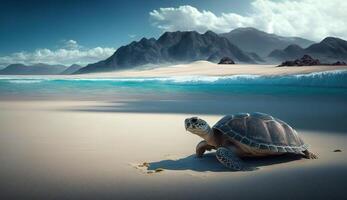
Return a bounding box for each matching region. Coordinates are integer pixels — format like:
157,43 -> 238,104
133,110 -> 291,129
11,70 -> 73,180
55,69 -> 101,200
0,0 -> 346,66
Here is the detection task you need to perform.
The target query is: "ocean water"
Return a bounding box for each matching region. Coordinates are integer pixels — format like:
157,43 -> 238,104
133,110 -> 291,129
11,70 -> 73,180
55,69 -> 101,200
2,69 -> 347,133
0,70 -> 347,134
1,70 -> 347,99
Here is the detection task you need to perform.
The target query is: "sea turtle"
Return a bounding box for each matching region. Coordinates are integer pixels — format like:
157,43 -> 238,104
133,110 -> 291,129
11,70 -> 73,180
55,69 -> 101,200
184,112 -> 317,170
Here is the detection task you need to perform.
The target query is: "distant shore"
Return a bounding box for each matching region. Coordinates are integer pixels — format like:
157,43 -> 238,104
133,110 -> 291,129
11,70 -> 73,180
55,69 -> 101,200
1,61 -> 347,79
74,61 -> 347,78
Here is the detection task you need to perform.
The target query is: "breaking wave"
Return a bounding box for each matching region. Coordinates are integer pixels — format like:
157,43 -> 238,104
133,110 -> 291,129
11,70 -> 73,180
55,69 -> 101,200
1,70 -> 347,88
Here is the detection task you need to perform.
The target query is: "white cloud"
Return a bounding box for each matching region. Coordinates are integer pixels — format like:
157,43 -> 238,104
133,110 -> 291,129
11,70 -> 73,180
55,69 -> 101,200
62,39 -> 81,50
149,0 -> 347,41
0,40 -> 115,67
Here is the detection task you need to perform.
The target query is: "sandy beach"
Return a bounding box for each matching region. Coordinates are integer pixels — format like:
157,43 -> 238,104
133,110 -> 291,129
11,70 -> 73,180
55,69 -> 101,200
0,62 -> 347,200
74,61 -> 347,78
0,100 -> 346,199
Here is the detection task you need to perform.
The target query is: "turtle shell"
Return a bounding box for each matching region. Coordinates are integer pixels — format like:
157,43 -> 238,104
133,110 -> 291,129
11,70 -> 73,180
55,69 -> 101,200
213,112 -> 308,153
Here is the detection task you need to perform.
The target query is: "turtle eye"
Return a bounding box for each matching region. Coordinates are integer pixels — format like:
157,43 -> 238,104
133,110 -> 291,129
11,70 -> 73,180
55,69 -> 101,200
191,117 -> 198,123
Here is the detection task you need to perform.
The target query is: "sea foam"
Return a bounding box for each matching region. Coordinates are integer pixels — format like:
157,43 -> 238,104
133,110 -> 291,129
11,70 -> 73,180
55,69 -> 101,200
0,70 -> 346,88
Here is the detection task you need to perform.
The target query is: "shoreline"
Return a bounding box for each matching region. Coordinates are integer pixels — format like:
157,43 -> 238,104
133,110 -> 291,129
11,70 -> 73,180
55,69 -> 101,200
1,61 -> 347,79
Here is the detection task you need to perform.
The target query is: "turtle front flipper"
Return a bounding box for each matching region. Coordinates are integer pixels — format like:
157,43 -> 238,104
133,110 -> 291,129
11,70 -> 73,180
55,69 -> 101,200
216,147 -> 243,171
196,141 -> 215,157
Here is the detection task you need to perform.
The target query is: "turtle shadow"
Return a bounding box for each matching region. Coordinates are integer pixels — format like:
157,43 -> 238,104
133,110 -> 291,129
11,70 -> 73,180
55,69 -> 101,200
148,153 -> 303,172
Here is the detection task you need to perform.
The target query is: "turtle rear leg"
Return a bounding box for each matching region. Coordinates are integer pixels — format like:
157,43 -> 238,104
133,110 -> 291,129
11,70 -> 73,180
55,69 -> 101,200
303,150 -> 318,159
216,147 -> 243,171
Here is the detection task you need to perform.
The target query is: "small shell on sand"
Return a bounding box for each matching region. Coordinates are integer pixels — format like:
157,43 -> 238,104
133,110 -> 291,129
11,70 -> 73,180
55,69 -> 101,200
154,168 -> 164,173
147,168 -> 165,174
135,162 -> 165,174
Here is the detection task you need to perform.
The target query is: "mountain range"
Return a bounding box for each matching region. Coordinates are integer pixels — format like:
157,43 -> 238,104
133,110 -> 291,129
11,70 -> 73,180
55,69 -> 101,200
1,27 -> 346,75
268,37 -> 347,63
220,27 -> 314,57
75,30 -> 255,74
0,63 -> 68,75
76,28 -> 324,74
0,63 -> 83,75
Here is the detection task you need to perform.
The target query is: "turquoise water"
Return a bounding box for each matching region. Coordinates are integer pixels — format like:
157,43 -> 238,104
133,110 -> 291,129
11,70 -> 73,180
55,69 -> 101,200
1,70 -> 347,99
1,70 -> 347,132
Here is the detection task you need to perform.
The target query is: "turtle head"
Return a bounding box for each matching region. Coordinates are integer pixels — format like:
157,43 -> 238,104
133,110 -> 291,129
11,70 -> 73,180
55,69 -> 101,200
185,117 -> 212,138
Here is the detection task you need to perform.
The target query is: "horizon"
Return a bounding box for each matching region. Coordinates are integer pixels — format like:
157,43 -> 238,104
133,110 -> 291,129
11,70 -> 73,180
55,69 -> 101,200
1,0 -> 346,67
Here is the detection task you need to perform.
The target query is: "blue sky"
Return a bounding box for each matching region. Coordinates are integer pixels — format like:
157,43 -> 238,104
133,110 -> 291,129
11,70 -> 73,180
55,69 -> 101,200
0,0 -> 250,54
0,0 -> 346,66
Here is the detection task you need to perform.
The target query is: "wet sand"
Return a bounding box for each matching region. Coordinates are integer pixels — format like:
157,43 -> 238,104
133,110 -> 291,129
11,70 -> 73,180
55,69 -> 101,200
0,101 -> 346,199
